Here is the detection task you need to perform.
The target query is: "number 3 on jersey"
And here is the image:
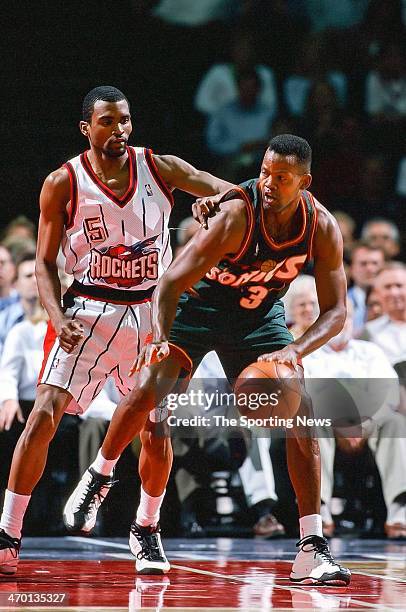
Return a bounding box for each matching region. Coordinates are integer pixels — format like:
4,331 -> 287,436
240,285 -> 268,309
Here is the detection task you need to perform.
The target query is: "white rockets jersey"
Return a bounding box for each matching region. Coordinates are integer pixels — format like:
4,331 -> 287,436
61,146 -> 173,304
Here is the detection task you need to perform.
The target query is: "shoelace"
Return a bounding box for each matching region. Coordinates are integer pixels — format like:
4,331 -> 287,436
77,475 -> 118,513
0,530 -> 20,557
131,525 -> 164,562
296,535 -> 340,566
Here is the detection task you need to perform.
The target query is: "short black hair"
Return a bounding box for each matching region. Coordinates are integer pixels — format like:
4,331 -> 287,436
268,134 -> 312,171
82,86 -> 129,122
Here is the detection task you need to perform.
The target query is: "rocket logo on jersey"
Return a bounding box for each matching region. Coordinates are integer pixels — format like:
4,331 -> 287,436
89,235 -> 159,288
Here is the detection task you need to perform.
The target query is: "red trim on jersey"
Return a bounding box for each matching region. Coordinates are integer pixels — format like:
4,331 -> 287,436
260,189 -> 308,251
308,192 -> 318,260
63,162 -> 78,230
80,146 -> 137,207
226,186 -> 256,263
144,148 -> 175,207
38,321 -> 57,383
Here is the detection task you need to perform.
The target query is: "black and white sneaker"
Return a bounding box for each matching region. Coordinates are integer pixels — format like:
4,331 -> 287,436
0,529 -> 20,575
290,535 -> 351,586
63,467 -> 117,533
129,522 -> 170,574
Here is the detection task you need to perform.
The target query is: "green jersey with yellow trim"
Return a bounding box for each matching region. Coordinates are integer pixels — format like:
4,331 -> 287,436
189,178 -> 318,320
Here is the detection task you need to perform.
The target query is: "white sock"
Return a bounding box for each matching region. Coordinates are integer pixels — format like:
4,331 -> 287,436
299,513 -> 323,539
0,490 -> 31,539
90,449 -> 118,476
136,487 -> 165,527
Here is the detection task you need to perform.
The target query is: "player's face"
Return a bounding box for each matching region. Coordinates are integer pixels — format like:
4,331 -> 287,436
81,99 -> 132,158
259,151 -> 311,212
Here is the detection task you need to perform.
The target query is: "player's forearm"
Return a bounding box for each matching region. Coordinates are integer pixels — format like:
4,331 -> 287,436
35,260 -> 64,327
190,172 -> 234,197
151,277 -> 184,343
291,306 -> 346,358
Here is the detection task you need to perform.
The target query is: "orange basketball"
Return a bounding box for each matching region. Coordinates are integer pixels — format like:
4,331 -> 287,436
234,361 -> 302,423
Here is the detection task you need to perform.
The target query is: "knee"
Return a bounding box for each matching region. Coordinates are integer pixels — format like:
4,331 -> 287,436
125,378 -> 158,415
22,403 -> 58,447
291,434 -> 320,459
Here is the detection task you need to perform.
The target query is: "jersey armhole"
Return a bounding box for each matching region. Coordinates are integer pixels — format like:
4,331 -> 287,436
144,148 -> 175,207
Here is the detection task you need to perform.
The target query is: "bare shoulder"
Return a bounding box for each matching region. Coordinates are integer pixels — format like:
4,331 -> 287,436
40,166 -> 71,212
312,197 -> 343,258
213,198 -> 247,229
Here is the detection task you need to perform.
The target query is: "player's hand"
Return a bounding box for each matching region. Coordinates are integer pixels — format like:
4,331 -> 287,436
0,400 -> 25,432
55,317 -> 84,353
258,344 -> 302,371
129,341 -> 170,375
192,195 -> 223,229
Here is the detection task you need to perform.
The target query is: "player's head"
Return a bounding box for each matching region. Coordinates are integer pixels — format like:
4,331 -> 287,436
259,134 -> 312,212
80,86 -> 132,158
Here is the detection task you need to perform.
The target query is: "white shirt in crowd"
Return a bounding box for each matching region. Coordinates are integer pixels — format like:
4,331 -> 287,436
363,315 -> 406,366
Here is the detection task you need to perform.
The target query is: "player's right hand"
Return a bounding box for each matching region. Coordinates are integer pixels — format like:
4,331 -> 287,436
192,195 -> 223,229
55,318 -> 84,353
129,341 -> 170,375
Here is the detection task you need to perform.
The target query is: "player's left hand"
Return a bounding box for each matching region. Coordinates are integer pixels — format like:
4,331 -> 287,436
258,344 -> 302,371
129,341 -> 170,375
192,195 -> 223,229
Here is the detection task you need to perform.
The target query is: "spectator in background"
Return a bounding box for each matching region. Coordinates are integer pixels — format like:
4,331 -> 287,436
206,70 -> 274,179
152,0 -> 238,27
363,264 -> 406,366
333,211 -> 355,258
348,242 -> 385,335
365,285 -> 384,322
0,252 -> 37,356
195,31 -> 278,118
365,41 -> 406,151
283,35 -> 347,118
1,216 -> 36,243
0,246 -> 18,312
305,301 -> 406,539
282,274 -> 319,334
304,0 -> 370,33
361,218 -> 401,260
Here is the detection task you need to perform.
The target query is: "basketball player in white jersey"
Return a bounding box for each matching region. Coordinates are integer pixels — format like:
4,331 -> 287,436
0,86 -> 233,575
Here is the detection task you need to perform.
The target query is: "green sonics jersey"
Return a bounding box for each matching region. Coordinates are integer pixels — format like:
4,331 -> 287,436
190,179 -> 318,319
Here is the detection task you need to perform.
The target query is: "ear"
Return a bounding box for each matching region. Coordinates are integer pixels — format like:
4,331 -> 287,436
79,121 -> 89,137
300,173 -> 312,190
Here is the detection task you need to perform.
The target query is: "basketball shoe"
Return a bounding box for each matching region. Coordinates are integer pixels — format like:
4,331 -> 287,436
129,522 -> 170,574
0,529 -> 20,575
63,467 -> 117,533
290,535 -> 351,585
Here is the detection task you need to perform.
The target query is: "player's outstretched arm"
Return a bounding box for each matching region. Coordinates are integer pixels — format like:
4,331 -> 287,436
133,200 -> 247,372
36,169 -> 84,353
153,154 -> 234,198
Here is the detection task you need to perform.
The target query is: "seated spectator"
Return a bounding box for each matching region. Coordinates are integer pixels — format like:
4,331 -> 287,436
361,218 -> 401,261
304,0 -> 370,33
0,252 -> 37,356
365,285 -> 383,322
332,211 -> 355,259
301,80 -> 343,152
153,0 -> 238,27
347,242 -> 385,335
206,70 -> 274,177
363,263 -> 406,366
0,245 -> 18,312
1,216 -> 36,243
282,274 -> 319,335
365,41 -> 406,150
304,301 -> 406,539
195,31 -> 278,118
283,35 -> 348,117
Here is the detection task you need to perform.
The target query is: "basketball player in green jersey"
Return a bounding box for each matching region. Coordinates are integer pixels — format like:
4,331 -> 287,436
68,134 -> 351,585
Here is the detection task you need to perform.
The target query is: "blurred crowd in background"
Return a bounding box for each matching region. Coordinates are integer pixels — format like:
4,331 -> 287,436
1,0 -> 406,540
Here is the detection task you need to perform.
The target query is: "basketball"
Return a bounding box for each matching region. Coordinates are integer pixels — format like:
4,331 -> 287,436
233,361 -> 302,422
